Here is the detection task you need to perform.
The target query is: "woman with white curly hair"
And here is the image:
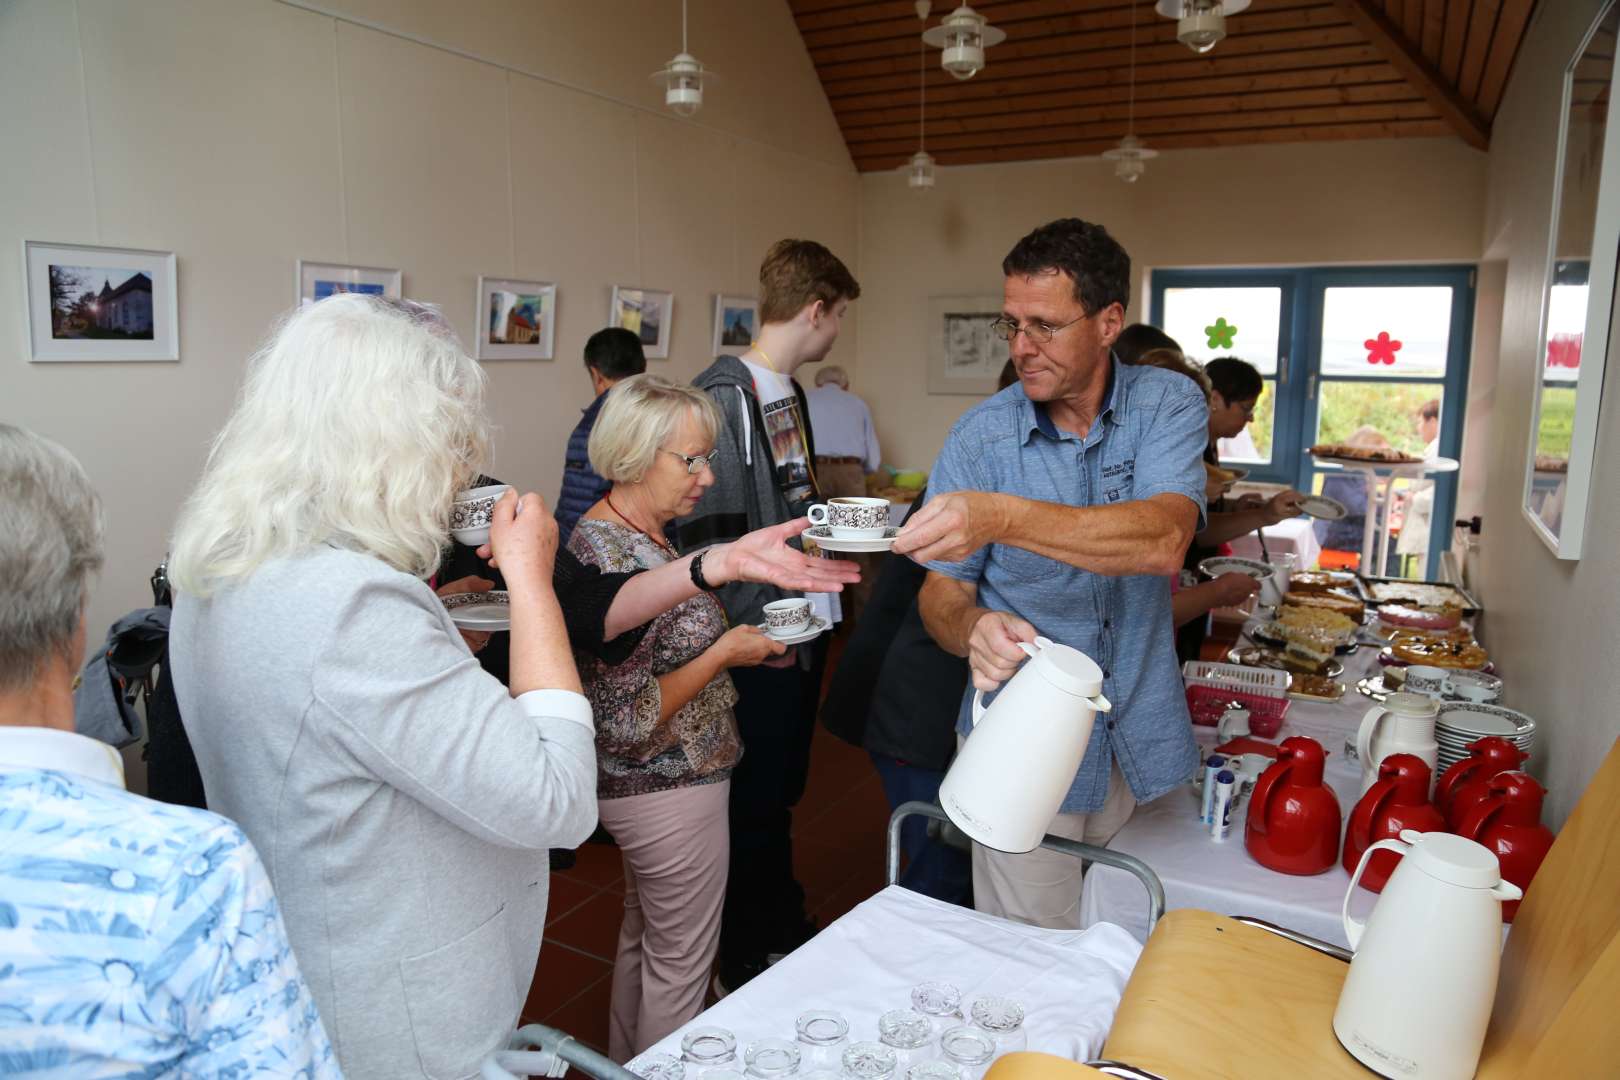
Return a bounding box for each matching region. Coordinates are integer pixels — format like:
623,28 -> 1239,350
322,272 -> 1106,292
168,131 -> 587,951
167,296 -> 856,1079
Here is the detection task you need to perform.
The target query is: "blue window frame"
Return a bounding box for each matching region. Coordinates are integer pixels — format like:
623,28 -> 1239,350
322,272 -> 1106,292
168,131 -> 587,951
1150,265 -> 1475,580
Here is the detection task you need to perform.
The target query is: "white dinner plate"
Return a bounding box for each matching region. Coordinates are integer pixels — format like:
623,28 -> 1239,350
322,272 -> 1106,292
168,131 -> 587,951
1198,555 -> 1275,581
755,614 -> 831,646
1297,494 -> 1347,521
442,590 -> 511,631
801,525 -> 900,554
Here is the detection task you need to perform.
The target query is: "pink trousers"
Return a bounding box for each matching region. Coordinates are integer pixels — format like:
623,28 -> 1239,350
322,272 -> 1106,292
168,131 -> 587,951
597,779 -> 731,1061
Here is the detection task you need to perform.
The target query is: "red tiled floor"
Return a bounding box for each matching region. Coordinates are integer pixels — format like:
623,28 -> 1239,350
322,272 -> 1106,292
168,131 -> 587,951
546,889 -> 627,962
525,939 -> 613,1020
557,840 -> 626,893
546,872 -> 603,927
537,970 -> 614,1049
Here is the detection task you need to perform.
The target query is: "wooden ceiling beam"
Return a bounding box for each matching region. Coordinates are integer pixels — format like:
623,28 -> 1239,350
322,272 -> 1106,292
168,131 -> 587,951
810,9 -> 1348,74
817,24 -> 1367,88
833,63 -> 1405,126
844,100 -> 1439,156
840,83 -> 1421,141
1476,0 -> 1536,117
825,43 -> 1390,108
797,0 -> 1162,45
850,117 -> 1455,170
1439,0 -> 1470,82
1326,0 -> 1490,148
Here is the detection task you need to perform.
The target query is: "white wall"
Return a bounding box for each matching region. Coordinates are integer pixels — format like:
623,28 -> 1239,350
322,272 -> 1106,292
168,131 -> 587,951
0,0 -> 859,737
1469,0 -> 1620,829
854,137 -> 1489,470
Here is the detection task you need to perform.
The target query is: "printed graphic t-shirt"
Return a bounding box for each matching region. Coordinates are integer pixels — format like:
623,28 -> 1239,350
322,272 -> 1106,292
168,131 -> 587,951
744,359 -> 840,625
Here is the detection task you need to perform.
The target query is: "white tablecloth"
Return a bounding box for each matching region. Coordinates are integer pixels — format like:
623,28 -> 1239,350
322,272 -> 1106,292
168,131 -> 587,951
648,885 -> 1143,1064
1078,643 -> 1386,949
1225,516 -> 1323,571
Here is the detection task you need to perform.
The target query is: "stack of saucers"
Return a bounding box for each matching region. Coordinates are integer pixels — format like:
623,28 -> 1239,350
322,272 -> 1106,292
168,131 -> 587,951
1434,702 -> 1535,772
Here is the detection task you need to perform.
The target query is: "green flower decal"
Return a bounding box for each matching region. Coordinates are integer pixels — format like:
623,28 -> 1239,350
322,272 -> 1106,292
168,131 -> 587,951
1205,317 -> 1237,350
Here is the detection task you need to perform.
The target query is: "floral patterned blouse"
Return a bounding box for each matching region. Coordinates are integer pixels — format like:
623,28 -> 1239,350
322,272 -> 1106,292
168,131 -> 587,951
567,519 -> 741,799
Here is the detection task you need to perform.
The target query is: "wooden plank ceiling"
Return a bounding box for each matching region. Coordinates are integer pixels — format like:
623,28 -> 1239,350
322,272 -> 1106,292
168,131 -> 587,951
788,0 -> 1537,171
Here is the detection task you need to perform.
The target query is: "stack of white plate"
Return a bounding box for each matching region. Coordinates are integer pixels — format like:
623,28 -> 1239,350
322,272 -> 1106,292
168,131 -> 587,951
1434,703 -> 1535,772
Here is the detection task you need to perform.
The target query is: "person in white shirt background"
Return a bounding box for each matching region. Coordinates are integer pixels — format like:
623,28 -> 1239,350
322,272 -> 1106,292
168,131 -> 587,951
806,364 -> 884,619
1395,397 -> 1442,571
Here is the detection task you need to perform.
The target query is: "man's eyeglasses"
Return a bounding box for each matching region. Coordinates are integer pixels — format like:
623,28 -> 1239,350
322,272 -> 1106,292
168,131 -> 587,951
988,313 -> 1089,345
664,448 -> 720,475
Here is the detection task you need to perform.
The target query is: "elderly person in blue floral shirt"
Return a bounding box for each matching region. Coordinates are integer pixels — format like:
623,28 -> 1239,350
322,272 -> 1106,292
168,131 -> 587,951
0,423 -> 337,1078
894,218 -> 1208,930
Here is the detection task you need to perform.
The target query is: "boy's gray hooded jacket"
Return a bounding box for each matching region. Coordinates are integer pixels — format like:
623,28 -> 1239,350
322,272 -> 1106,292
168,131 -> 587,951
675,355 -> 820,628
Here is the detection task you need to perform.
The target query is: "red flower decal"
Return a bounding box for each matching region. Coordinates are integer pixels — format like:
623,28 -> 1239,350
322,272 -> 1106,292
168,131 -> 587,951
1365,331 -> 1402,365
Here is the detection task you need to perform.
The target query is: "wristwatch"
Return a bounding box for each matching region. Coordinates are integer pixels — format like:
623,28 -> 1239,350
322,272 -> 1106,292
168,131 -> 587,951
690,548 -> 719,592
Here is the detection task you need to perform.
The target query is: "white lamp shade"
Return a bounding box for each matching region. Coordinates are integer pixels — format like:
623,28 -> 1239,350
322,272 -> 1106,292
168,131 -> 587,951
922,4 -> 1007,80
653,52 -> 712,116
1153,0 -> 1249,54
907,150 -> 937,188
1101,134 -> 1159,183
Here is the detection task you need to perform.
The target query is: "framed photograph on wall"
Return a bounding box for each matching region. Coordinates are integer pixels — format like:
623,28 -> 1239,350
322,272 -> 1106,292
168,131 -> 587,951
23,241 -> 179,362
296,260 -> 401,309
476,277 -> 556,360
927,294 -> 1010,395
712,294 -> 757,357
610,286 -> 673,359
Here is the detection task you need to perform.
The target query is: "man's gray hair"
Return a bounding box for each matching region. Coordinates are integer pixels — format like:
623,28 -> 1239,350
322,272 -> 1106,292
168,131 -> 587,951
0,425 -> 104,691
815,365 -> 849,389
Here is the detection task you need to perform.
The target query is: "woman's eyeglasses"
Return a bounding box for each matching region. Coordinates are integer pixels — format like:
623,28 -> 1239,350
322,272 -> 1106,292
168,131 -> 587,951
663,448 -> 720,475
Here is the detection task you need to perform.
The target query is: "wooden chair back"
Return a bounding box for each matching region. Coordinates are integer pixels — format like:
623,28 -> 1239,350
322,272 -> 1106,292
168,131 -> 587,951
1476,736 -> 1620,1076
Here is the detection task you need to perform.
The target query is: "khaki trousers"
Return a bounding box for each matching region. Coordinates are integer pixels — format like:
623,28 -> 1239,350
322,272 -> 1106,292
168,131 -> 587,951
597,779 -> 731,1061
969,760 -> 1137,930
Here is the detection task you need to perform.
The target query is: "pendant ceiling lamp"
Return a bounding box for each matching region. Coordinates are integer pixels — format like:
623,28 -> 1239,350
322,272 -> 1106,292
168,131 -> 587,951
1102,2 -> 1158,183
907,1 -> 936,189
921,3 -> 1006,81
1154,0 -> 1250,54
653,0 -> 714,116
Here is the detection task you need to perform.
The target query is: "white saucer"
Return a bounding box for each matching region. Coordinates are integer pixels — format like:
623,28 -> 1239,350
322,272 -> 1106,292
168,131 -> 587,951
801,525 -> 900,554
1297,494 -> 1347,521
442,590 -> 510,631
757,614 -> 830,646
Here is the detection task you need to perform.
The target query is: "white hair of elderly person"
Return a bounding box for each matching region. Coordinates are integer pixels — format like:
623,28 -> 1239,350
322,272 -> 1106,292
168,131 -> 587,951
0,424 -> 338,1076
166,294 -> 598,1079
814,364 -> 850,389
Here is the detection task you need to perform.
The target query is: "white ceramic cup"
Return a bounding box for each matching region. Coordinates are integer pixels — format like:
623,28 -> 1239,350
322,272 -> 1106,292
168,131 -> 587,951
1403,664 -> 1452,698
1217,707 -> 1252,742
807,497 -> 889,538
451,484 -> 512,546
1447,670 -> 1503,704
763,598 -> 811,636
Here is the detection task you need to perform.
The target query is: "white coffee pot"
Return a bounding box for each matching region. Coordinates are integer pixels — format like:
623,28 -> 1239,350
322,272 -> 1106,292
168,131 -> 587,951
1357,692 -> 1439,793
938,636 -> 1111,854
1334,829 -> 1521,1078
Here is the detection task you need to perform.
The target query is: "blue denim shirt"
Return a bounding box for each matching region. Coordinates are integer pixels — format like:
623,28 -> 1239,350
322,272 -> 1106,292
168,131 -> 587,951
926,358 -> 1208,812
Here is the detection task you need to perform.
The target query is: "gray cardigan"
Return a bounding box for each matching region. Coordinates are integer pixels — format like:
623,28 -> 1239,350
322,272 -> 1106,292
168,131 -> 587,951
170,546 -> 597,1080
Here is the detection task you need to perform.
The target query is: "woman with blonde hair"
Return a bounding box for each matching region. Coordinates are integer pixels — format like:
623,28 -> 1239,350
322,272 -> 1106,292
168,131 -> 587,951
167,296 -> 857,1079
569,374 -> 786,1059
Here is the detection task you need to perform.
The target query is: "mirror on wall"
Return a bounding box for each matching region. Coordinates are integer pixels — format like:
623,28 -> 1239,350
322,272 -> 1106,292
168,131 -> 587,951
1525,0 -> 1620,558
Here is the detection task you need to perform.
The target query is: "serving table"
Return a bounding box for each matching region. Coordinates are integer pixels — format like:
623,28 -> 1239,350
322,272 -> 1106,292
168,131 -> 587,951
1308,455 -> 1459,574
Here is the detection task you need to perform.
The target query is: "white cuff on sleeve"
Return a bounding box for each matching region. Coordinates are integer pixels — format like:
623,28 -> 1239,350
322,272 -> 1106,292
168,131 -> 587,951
516,688 -> 594,733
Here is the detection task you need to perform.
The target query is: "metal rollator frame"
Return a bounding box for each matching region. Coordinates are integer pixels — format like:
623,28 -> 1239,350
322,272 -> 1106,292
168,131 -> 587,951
885,800 -> 1167,930
483,1023 -> 640,1080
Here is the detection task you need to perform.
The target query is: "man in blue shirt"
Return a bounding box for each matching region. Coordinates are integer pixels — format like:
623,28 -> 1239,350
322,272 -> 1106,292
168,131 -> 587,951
555,327 -> 647,544
893,219 -> 1208,929
0,423 -> 337,1077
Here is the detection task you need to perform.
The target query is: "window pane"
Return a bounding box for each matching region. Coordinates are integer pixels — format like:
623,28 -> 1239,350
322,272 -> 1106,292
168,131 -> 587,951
1319,286 -> 1453,377
1315,379 -> 1444,456
1161,286 -> 1281,374
1215,378 -> 1274,465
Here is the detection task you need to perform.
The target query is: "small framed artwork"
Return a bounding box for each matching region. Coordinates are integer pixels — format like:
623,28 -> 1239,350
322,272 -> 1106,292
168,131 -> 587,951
296,260 -> 402,308
927,294 -> 1010,395
476,277 -> 556,361
712,294 -> 757,357
609,285 -> 673,359
23,241 -> 179,362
